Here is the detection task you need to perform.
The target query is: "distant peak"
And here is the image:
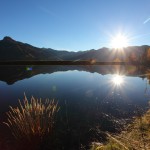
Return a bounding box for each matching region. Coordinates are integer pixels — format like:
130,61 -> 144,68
3,36 -> 15,42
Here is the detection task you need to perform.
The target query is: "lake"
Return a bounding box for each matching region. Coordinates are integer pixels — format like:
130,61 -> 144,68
0,65 -> 150,149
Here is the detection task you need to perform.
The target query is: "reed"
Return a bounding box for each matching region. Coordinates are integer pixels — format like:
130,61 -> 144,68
3,94 -> 59,141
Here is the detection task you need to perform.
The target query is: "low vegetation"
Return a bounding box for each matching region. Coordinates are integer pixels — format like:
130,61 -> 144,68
3,94 -> 59,143
3,94 -> 150,149
91,107 -> 150,150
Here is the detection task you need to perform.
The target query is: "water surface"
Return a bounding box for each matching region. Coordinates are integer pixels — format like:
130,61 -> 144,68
0,65 -> 150,148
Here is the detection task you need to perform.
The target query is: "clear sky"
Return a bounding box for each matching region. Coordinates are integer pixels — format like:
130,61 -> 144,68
0,0 -> 150,51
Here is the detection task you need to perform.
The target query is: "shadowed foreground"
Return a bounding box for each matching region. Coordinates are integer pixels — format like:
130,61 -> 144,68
3,94 -> 59,150
91,105 -> 150,150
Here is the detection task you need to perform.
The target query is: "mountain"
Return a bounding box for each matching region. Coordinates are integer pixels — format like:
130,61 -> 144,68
0,36 -> 66,61
0,36 -> 150,63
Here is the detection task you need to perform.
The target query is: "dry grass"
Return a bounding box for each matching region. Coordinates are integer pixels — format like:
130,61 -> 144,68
91,108 -> 150,150
3,94 -> 59,142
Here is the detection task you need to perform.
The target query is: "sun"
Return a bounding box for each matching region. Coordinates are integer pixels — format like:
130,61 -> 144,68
111,33 -> 129,49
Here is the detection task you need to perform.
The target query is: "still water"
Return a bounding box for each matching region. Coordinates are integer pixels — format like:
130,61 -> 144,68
0,65 -> 150,148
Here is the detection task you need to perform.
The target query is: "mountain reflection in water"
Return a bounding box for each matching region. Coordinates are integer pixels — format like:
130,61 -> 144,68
0,65 -> 148,85
0,65 -> 150,149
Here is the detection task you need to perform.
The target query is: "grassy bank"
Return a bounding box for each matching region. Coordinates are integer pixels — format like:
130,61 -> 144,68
91,106 -> 150,150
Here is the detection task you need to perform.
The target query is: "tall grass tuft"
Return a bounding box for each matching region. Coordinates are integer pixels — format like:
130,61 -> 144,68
3,94 -> 59,142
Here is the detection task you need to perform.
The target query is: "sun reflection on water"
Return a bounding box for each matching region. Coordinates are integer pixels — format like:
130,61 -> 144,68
112,75 -> 124,86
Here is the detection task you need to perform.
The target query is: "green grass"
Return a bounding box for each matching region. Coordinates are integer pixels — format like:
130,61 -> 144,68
3,94 -> 59,142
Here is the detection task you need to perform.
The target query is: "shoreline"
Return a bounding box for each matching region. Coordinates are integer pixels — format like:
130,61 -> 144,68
0,61 -> 140,65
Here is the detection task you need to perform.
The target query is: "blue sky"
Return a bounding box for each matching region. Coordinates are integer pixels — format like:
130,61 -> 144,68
0,0 -> 150,51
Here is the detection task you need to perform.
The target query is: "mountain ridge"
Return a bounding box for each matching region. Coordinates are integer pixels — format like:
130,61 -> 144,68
0,36 -> 150,63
